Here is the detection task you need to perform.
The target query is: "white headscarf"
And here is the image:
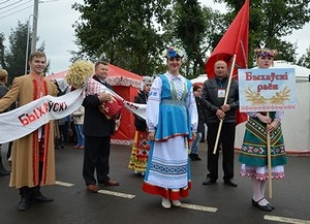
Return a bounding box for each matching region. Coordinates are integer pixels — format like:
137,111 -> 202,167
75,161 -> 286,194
140,76 -> 154,91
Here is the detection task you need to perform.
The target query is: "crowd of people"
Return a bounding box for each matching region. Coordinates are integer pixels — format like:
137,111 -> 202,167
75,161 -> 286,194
0,47 -> 287,213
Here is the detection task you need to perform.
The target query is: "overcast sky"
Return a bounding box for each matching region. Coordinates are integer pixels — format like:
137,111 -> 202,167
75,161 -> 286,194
1,0 -> 309,74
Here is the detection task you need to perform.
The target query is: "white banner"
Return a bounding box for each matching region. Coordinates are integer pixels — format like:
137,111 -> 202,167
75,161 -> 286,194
0,89 -> 83,144
0,86 -> 146,144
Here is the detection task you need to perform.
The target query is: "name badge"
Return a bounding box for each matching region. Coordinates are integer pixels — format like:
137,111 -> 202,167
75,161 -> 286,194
218,89 -> 226,98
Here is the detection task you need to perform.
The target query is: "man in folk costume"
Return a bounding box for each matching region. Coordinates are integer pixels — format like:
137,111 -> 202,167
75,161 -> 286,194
0,52 -> 58,211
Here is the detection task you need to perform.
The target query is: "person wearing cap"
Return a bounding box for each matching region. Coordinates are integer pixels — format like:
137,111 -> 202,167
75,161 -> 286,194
128,76 -> 153,176
239,48 -> 287,212
142,46 -> 198,209
200,60 -> 239,187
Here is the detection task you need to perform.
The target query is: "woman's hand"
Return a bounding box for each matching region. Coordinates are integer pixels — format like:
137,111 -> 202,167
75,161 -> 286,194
266,120 -> 279,132
256,113 -> 271,124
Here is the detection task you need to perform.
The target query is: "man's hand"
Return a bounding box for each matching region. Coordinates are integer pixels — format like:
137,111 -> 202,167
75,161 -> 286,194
220,104 -> 230,112
98,91 -> 112,102
216,109 -> 225,120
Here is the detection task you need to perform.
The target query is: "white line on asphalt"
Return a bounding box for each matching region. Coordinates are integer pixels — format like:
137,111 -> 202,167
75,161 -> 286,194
98,189 -> 136,199
55,181 -> 74,187
54,182 -> 218,212
264,215 -> 310,224
180,203 -> 217,212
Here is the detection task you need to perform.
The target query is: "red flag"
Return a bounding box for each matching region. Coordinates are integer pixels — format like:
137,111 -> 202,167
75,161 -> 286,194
205,0 -> 249,124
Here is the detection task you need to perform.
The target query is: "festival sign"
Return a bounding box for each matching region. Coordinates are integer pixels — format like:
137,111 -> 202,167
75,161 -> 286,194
238,68 -> 297,112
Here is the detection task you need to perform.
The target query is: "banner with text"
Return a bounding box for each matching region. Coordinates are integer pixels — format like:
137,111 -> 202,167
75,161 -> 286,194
238,68 -> 297,112
0,87 -> 146,144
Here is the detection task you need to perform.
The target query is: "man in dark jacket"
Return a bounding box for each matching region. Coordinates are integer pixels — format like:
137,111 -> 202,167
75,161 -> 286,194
200,60 -> 239,187
82,61 -> 119,193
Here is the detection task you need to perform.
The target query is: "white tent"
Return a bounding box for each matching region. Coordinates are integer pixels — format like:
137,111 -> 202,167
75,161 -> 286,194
273,60 -> 310,81
191,61 -> 310,153
190,74 -> 208,85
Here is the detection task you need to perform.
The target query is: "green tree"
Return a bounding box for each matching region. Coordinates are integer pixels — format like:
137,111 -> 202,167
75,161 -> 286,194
297,45 -> 310,68
4,22 -> 46,84
72,0 -> 171,76
169,1 -> 226,77
0,33 -> 5,69
214,0 -> 310,66
4,21 -> 30,84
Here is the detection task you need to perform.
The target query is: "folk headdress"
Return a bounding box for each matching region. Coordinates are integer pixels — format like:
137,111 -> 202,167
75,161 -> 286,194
254,47 -> 278,58
162,46 -> 185,59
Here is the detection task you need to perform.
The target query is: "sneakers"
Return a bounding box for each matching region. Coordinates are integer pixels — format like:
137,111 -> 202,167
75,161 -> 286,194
161,198 -> 181,208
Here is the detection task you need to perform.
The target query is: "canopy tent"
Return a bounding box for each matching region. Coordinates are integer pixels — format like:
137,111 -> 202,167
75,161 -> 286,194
47,64 -> 142,145
272,60 -> 310,81
190,74 -> 208,86
191,61 -> 310,153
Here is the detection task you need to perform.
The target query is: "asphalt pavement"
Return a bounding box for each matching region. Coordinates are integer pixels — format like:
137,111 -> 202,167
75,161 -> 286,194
0,142 -> 309,224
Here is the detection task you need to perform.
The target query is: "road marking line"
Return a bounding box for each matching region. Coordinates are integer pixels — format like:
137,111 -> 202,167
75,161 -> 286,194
54,182 -> 217,213
264,215 -> 310,224
180,203 -> 217,212
55,181 -> 74,187
98,190 -> 136,199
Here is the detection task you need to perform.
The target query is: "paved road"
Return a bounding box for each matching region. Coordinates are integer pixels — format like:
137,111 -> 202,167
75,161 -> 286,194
0,143 -> 310,224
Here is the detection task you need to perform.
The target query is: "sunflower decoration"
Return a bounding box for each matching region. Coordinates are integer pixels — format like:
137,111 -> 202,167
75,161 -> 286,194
65,60 -> 94,89
268,87 -> 290,105
245,87 -> 267,105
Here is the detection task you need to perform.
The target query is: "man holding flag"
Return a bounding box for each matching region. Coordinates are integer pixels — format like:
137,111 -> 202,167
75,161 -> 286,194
200,0 -> 250,187
200,60 -> 239,187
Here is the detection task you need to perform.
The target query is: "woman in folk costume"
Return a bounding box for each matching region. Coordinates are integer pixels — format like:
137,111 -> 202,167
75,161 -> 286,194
128,76 -> 153,176
239,48 -> 287,212
142,46 -> 198,209
0,52 -> 58,211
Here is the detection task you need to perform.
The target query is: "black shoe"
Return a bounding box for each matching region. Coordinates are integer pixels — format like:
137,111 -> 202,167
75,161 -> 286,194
202,178 -> 216,185
188,153 -> 196,161
268,203 -> 275,210
32,191 -> 54,202
252,198 -> 273,212
224,179 -> 238,187
194,154 -> 202,161
18,197 -> 31,211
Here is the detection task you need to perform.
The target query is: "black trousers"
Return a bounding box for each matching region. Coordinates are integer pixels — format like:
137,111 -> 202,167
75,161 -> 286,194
83,135 -> 111,186
206,122 -> 236,181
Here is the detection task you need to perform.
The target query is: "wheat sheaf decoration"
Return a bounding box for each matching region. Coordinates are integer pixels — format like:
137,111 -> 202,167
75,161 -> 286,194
269,87 -> 290,105
245,86 -> 290,105
245,87 -> 268,105
66,60 -> 94,89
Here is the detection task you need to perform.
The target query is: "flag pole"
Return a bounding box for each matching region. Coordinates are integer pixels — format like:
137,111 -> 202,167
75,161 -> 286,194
266,111 -> 273,198
213,54 -> 237,154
